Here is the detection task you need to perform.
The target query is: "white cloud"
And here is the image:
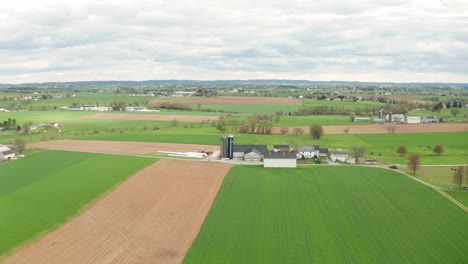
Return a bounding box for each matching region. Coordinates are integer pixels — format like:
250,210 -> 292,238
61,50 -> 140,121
0,0 -> 467,83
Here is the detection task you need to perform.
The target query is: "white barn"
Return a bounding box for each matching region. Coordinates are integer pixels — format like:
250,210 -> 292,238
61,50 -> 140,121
406,116 -> 421,124
264,152 -> 297,168
330,152 -> 349,162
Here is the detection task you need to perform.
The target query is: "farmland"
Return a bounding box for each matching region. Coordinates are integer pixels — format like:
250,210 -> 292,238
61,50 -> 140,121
0,150 -> 154,256
183,166 -> 468,264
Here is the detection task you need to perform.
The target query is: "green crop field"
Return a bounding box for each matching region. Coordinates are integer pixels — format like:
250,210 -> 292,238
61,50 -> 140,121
183,166 -> 468,264
0,150 -> 155,256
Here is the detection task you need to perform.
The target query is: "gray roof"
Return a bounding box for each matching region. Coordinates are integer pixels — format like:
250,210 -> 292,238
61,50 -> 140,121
264,151 -> 297,159
233,145 -> 269,155
298,145 -> 320,152
1,150 -> 14,155
319,148 -> 328,154
274,144 -> 290,149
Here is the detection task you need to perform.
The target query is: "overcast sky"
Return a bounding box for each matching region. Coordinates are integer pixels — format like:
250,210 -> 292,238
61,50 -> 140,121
1,0 -> 467,83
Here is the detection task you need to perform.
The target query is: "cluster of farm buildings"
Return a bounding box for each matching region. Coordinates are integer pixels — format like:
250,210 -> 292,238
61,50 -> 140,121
220,135 -> 352,168
354,110 -> 439,124
0,144 -> 15,161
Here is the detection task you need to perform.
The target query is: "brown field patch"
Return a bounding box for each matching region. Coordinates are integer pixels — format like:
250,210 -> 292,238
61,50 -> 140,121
272,123 -> 468,135
3,159 -> 233,264
30,140 -> 218,154
81,112 -> 220,122
149,96 -> 301,107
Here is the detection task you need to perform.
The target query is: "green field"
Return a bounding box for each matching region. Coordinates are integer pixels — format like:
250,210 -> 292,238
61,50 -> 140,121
0,150 -> 155,256
183,166 -> 468,264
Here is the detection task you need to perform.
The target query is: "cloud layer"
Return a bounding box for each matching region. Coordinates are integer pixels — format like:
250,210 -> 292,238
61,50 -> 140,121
1,0 -> 467,83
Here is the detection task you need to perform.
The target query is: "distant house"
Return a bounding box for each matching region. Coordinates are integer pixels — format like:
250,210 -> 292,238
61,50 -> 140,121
0,145 -> 10,153
0,150 -> 15,160
233,145 -> 268,162
264,152 -> 297,168
330,152 -> 349,162
297,145 -> 320,158
386,114 -> 405,123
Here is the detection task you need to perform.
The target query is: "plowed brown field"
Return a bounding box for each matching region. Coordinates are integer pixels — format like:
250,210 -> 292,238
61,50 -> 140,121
81,113 -> 220,122
150,96 -> 301,106
30,140 -> 218,155
272,123 -> 468,134
2,159 -> 233,264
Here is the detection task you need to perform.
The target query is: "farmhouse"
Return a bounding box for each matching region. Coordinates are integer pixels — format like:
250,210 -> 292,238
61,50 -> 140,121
298,145 -> 320,158
232,145 -> 268,162
330,152 -> 349,162
264,152 -> 297,168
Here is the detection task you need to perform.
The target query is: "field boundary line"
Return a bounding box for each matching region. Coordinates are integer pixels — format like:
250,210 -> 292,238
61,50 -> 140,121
433,188 -> 468,212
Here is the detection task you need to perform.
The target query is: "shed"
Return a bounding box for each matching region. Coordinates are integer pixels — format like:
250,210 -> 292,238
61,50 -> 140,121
330,152 -> 349,162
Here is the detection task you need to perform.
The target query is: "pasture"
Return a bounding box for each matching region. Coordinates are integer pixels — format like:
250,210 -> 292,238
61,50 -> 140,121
0,150 -> 154,256
183,166 -> 468,264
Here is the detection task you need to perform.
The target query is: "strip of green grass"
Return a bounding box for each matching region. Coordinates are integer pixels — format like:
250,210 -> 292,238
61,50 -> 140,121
183,166 -> 468,264
0,150 -> 155,256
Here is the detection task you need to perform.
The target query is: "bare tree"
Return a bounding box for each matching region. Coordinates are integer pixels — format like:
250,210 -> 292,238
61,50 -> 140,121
408,154 -> 421,175
386,124 -> 397,134
351,145 -> 366,164
433,145 -> 444,156
293,127 -> 304,136
396,146 -> 408,157
453,166 -> 464,190
280,127 -> 289,135
343,127 -> 350,135
14,138 -> 28,154
310,124 -> 324,140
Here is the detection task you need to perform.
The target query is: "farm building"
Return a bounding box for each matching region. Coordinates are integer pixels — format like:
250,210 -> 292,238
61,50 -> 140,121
330,152 -> 349,162
0,144 -> 10,153
232,145 -> 268,162
406,116 -> 421,124
264,152 -> 297,168
319,148 -> 329,157
0,150 -> 15,160
386,114 -> 405,123
298,145 -> 320,158
422,116 -> 438,123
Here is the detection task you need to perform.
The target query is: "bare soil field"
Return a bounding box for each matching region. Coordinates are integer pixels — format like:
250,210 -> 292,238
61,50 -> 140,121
150,96 -> 301,106
30,140 -> 218,154
81,112 -> 220,122
272,123 -> 468,135
388,96 -> 431,104
2,159 -> 233,264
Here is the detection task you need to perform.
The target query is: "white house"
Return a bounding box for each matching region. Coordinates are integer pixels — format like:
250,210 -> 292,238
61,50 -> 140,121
264,152 -> 297,168
297,146 -> 320,158
330,152 -> 349,162
0,145 -> 10,153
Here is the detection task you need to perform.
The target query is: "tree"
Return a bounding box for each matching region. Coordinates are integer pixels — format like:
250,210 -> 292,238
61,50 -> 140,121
349,112 -> 355,121
14,138 -> 27,154
280,127 -> 289,135
310,124 -> 324,140
216,117 -> 227,132
171,119 -> 179,127
433,145 -> 444,156
343,127 -> 350,135
396,146 -> 408,156
386,124 -> 397,134
453,166 -> 464,190
351,145 -> 366,164
451,108 -> 459,117
293,127 -> 304,136
408,154 -> 420,175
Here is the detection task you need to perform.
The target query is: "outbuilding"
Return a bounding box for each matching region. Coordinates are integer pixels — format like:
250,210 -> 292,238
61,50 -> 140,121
406,116 -> 421,124
264,152 -> 297,168
330,152 -> 349,162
